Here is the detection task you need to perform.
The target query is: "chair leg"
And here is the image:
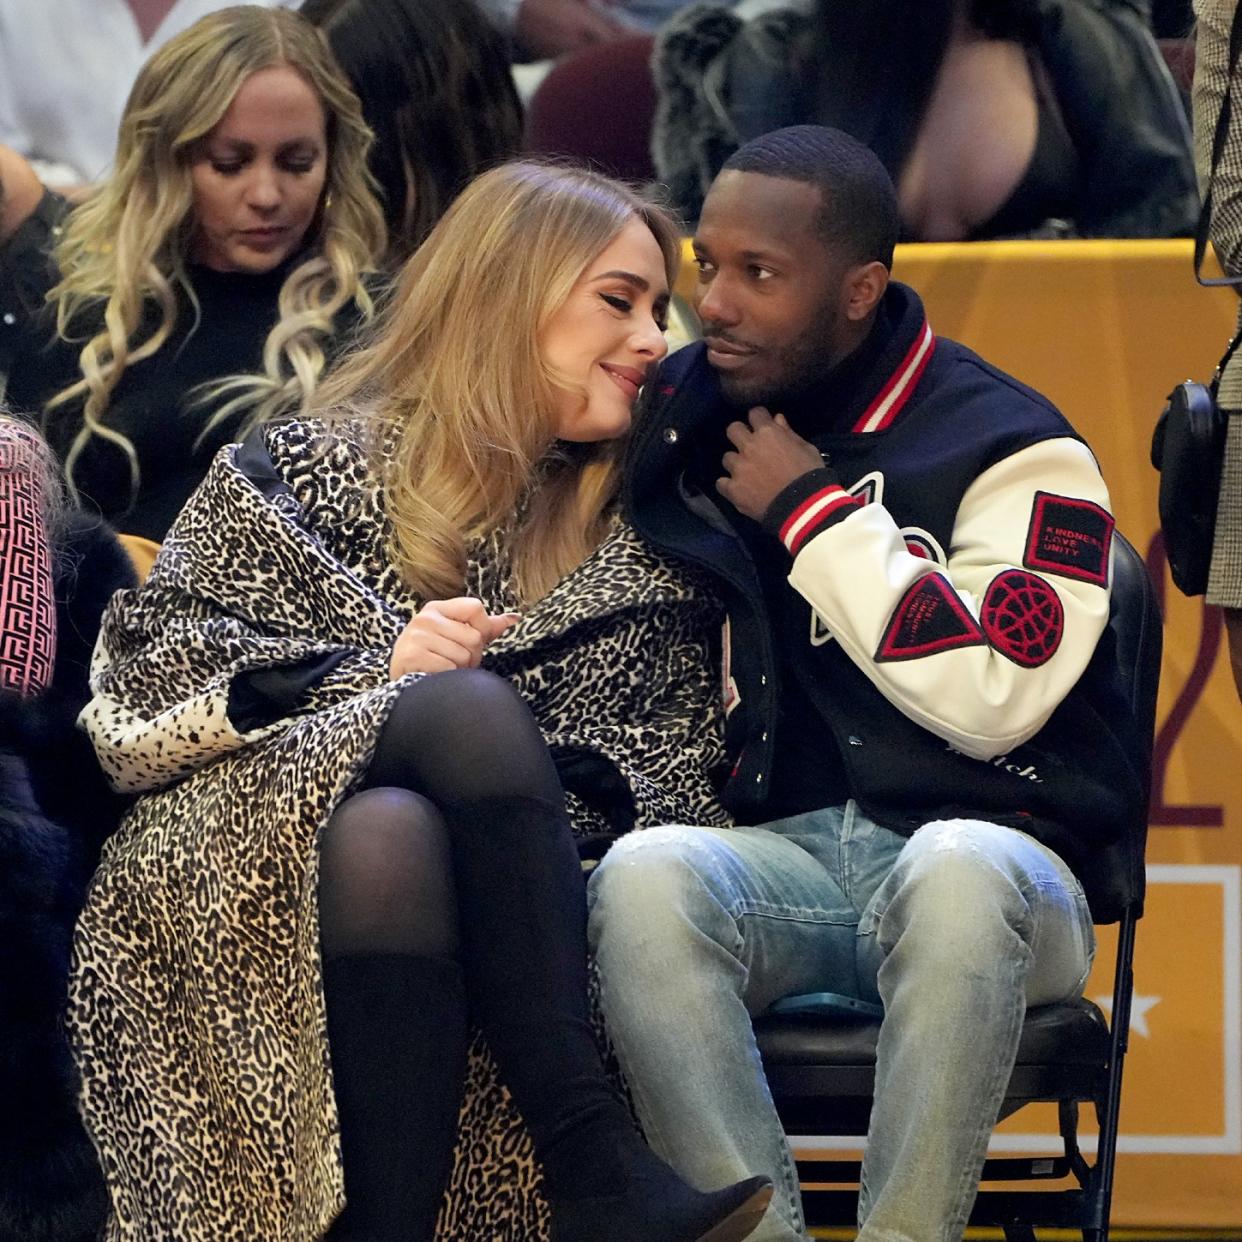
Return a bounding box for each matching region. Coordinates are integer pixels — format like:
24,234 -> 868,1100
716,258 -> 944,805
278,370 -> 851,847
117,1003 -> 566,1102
1059,1098 -> 1091,1186
1002,1224 -> 1037,1242
1079,912 -> 1138,1242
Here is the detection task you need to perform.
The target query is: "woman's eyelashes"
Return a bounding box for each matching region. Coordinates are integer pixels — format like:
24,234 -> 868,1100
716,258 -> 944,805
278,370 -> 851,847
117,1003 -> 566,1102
599,291 -> 669,333
207,151 -> 320,177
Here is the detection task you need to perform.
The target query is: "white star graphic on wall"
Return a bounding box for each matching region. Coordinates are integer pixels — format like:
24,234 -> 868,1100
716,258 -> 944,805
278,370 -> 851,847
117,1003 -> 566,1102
1092,992 -> 1161,1038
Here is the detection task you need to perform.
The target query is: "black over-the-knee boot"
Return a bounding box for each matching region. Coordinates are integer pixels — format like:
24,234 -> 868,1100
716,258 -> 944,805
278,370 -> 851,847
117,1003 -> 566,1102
366,673 -> 771,1242
320,789 -> 468,1241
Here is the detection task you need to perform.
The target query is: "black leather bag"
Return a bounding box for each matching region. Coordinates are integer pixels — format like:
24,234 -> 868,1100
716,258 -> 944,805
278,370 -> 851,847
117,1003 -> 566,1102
1151,378 -> 1230,595
1150,1 -> 1242,597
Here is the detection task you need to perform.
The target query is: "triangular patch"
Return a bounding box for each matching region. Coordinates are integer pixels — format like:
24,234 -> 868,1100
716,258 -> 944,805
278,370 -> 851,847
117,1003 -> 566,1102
809,609 -> 834,647
849,471 -> 883,506
876,574 -> 985,662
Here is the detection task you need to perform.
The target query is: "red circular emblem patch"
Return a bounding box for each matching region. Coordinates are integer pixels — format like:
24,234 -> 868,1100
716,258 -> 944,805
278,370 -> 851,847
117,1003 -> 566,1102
981,570 -> 1064,667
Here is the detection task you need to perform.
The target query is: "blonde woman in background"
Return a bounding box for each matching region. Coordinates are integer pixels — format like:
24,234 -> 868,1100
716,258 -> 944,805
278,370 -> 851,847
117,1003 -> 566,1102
70,160 -> 771,1241
0,5 -> 384,539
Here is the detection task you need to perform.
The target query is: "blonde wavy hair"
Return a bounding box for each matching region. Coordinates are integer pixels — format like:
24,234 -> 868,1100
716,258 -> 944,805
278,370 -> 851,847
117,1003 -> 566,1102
46,5 -> 386,506
312,160 -> 680,606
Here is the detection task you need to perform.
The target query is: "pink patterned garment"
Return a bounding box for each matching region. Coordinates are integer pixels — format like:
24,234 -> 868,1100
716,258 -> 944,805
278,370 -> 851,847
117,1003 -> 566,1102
0,439 -> 56,697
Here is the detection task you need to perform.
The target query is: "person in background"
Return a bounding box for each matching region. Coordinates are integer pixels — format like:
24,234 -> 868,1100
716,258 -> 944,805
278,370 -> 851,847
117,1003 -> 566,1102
476,0 -> 766,63
0,5 -> 385,541
1193,0 -> 1242,701
68,161 -> 771,1242
302,0 -> 524,266
0,0 -> 294,188
652,0 -> 1198,238
473,0 -> 628,59
0,410 -> 135,1242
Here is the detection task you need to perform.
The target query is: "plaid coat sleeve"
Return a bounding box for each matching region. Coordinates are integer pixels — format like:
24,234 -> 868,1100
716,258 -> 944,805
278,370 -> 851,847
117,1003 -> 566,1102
1194,0 -> 1242,604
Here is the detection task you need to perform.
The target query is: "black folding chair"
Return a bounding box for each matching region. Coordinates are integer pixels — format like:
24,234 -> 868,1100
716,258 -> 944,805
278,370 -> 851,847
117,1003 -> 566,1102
752,533 -> 1162,1242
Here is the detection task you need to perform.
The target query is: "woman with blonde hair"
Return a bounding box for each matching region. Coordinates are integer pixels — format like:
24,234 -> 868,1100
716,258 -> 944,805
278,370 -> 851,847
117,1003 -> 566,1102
69,160 -> 772,1241
0,5 -> 384,539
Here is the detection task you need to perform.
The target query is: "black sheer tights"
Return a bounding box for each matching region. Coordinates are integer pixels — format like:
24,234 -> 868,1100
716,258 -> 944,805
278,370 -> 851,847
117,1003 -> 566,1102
319,788 -> 459,962
319,790 -> 465,1242
363,661 -> 567,807
319,670 -> 634,1241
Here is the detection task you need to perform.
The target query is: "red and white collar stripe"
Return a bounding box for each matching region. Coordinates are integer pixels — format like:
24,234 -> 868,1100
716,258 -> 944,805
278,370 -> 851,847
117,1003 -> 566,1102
852,319 -> 936,434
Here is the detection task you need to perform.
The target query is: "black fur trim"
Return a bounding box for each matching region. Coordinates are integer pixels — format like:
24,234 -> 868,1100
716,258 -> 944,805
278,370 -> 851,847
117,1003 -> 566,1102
0,513 -> 133,1241
0,748 -> 107,1242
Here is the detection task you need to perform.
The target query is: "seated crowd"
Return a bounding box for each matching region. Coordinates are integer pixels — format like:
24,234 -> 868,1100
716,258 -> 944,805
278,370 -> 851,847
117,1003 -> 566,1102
0,2 -> 1236,1242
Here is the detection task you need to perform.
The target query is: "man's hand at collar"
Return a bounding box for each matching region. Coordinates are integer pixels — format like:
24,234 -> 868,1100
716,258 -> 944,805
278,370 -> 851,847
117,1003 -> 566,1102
716,407 -> 826,521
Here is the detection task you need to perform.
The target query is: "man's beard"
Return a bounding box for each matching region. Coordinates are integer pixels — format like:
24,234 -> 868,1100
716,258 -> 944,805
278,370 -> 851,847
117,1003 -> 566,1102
716,317 -> 843,411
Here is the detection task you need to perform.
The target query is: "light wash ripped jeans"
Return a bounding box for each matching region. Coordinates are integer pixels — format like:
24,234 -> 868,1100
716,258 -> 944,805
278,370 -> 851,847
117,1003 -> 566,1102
586,803 -> 1095,1242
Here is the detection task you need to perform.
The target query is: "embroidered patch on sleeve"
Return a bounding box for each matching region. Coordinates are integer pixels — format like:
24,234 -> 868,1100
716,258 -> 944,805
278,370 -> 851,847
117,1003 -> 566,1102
1023,492 -> 1114,585
982,570 -> 1064,667
876,573 -> 985,662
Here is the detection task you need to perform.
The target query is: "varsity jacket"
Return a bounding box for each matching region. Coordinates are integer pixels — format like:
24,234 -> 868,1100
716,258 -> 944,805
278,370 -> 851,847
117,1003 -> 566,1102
624,283 -> 1146,878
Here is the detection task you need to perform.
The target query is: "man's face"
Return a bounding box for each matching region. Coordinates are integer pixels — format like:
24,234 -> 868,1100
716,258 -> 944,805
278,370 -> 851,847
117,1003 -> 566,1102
692,171 -> 856,408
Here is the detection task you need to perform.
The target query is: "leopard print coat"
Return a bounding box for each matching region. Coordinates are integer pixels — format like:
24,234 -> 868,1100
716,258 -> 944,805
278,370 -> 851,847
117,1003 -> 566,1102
68,422 -> 731,1241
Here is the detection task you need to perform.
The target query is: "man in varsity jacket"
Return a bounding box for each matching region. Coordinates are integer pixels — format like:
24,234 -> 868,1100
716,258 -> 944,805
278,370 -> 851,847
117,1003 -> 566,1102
587,126 -> 1145,1242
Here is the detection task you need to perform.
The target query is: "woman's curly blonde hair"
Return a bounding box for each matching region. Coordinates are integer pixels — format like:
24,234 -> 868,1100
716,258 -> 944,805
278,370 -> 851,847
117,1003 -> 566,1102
45,5 -> 386,507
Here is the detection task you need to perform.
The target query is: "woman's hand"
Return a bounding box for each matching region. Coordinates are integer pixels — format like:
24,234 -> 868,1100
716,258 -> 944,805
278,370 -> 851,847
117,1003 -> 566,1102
390,597 -> 521,678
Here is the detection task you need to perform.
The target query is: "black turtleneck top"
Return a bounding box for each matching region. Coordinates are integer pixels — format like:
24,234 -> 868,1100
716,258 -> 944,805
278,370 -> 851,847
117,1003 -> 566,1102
688,299 -> 900,821
1,191 -> 362,540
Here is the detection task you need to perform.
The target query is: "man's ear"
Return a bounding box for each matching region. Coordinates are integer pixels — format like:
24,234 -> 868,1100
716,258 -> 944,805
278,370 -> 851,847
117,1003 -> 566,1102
844,260 -> 890,322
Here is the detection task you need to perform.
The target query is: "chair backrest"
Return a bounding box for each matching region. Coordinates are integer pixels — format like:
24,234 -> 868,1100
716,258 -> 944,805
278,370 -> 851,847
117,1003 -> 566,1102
523,35 -> 658,183
1075,531 -> 1162,923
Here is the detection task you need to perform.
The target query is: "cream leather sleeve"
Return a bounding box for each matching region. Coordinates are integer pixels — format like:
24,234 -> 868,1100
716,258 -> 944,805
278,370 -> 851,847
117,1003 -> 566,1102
786,437 -> 1113,759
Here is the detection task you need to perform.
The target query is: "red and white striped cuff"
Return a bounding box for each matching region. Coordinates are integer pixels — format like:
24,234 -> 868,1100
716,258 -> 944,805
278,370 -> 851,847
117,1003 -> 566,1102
764,468 -> 861,556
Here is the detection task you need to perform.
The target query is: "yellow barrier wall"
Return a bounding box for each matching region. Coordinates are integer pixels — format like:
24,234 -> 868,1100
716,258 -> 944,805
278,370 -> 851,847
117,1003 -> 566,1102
680,238 -> 1242,1226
